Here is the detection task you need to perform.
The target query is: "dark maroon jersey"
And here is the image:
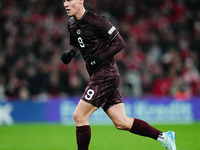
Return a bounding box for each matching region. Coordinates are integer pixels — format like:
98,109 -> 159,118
67,10 -> 120,76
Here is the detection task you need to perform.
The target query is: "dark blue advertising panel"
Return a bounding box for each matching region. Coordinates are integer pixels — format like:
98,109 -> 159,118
0,97 -> 200,125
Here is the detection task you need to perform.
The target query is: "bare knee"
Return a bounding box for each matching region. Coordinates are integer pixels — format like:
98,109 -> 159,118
114,122 -> 130,131
73,112 -> 89,125
73,112 -> 82,122
113,117 -> 133,131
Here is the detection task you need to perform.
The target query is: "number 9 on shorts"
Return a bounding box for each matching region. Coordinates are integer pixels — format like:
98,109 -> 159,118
84,89 -> 95,100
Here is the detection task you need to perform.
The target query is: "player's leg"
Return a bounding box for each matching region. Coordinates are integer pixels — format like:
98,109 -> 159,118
73,99 -> 98,150
105,103 -> 133,130
73,99 -> 98,126
74,74 -> 114,150
105,103 -> 177,149
105,103 -> 160,139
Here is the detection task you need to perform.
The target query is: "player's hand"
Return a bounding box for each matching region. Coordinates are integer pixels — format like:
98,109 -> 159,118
86,55 -> 101,68
61,52 -> 73,64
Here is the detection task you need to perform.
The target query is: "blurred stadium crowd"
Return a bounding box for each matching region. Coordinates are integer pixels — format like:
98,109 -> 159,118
0,0 -> 200,101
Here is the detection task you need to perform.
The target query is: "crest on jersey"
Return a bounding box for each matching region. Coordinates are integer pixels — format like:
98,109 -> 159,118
77,29 -> 81,35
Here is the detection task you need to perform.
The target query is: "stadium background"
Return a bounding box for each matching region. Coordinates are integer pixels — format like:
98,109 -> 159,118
1,0 -> 200,99
0,0 -> 200,149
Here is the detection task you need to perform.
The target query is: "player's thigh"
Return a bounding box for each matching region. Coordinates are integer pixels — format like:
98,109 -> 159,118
73,99 -> 98,122
105,103 -> 133,130
81,76 -> 119,108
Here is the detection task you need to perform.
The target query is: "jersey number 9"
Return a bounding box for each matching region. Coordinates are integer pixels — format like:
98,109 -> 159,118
78,37 -> 85,48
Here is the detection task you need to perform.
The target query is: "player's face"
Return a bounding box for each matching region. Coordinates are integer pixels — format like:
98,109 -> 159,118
63,0 -> 82,18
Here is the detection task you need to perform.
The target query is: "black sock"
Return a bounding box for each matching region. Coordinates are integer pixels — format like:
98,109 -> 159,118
76,125 -> 91,150
130,118 -> 161,140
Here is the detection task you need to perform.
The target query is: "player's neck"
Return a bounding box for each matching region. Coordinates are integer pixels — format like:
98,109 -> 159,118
75,7 -> 86,20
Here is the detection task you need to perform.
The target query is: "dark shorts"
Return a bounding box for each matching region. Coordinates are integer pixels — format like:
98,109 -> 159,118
81,74 -> 124,111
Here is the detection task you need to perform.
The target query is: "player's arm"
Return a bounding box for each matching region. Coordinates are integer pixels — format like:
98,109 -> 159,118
100,33 -> 126,61
61,17 -> 79,65
86,33 -> 125,67
98,17 -> 126,60
86,16 -> 126,67
61,45 -> 79,64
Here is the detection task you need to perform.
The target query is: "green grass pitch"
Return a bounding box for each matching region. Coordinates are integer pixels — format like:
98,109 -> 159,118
0,123 -> 200,150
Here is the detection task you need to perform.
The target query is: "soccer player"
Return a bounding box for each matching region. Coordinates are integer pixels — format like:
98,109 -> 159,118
61,0 -> 177,150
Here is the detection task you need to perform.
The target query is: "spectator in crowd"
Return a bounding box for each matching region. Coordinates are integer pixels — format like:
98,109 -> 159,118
1,0 -> 200,100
